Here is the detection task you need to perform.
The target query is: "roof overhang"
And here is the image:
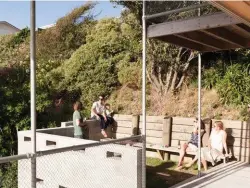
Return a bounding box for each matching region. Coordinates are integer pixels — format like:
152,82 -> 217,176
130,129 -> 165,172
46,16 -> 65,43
146,1 -> 250,52
210,1 -> 250,27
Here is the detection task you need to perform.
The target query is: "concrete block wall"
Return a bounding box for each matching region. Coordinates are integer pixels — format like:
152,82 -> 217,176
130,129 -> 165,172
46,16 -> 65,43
18,131 -> 142,188
60,119 -> 113,140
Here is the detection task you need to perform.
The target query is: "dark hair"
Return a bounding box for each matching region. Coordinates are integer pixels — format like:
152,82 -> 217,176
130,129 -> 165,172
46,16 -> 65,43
195,117 -> 205,129
73,101 -> 82,111
99,95 -> 105,99
105,103 -> 110,107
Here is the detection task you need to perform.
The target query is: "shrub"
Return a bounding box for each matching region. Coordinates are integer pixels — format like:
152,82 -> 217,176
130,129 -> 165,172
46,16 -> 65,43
202,68 -> 221,89
8,27 -> 30,47
216,64 -> 250,106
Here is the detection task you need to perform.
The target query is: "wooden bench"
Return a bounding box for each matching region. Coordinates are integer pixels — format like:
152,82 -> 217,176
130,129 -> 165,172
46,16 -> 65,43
135,117 -> 230,165
144,143 -> 229,164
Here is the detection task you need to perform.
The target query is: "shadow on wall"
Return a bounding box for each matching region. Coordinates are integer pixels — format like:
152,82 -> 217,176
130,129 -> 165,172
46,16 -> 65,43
245,119 -> 250,163
225,128 -> 235,159
248,119 -> 250,163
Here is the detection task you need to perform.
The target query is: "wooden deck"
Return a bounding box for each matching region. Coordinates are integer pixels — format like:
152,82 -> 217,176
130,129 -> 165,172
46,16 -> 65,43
170,161 -> 250,188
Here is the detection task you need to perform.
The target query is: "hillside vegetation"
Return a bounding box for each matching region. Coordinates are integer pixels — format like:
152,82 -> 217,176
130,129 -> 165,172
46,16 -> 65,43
0,2 -> 249,186
0,1 -> 249,157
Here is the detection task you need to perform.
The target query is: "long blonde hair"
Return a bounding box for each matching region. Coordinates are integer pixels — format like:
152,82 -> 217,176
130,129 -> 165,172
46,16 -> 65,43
214,121 -> 224,130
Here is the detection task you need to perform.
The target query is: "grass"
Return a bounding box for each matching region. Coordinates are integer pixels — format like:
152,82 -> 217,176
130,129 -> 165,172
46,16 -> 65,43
146,157 -> 197,188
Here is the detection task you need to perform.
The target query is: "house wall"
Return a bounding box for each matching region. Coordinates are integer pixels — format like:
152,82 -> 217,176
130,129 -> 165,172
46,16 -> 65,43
0,22 -> 19,35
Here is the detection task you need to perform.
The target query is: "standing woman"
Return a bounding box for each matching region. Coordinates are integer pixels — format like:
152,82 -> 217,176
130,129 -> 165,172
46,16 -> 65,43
73,101 -> 87,139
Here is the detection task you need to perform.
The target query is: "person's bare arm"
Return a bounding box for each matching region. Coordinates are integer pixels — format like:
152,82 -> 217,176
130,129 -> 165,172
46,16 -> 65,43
208,136 -> 212,150
91,107 -> 100,120
103,108 -> 107,122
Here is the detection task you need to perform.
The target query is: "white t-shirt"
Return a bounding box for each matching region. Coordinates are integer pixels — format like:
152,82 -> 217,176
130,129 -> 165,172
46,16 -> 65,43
91,101 -> 105,117
210,129 -> 224,152
105,109 -> 112,117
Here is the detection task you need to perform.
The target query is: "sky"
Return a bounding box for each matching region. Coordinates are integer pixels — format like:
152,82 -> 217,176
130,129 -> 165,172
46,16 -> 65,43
0,1 -> 123,29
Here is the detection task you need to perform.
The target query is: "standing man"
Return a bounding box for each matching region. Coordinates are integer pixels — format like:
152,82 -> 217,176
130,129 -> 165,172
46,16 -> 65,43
91,95 -> 108,137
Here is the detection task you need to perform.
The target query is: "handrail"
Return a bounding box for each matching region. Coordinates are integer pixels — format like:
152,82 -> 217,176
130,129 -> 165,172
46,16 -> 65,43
0,153 -> 34,164
0,135 -> 142,163
145,3 -> 208,20
37,135 -> 142,156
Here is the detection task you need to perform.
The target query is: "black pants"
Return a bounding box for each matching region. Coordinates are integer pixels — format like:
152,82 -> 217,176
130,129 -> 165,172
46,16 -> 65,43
92,114 -> 109,129
106,116 -> 114,126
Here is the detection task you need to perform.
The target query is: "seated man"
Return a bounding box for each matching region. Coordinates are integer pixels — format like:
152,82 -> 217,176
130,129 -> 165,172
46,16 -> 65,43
91,95 -> 108,138
176,119 -> 204,170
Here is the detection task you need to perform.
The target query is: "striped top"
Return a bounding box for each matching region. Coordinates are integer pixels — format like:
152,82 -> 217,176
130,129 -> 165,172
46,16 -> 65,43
189,133 -> 199,147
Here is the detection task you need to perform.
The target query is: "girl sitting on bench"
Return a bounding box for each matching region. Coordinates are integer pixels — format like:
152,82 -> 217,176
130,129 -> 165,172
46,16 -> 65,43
176,118 -> 205,170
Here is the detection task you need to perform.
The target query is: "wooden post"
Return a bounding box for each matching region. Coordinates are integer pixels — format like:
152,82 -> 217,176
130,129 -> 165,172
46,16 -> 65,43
162,117 -> 172,161
132,115 -> 140,136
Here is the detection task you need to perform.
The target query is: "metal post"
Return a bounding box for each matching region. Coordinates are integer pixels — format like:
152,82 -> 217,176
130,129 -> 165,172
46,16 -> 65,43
198,0 -> 202,178
142,1 -> 147,188
30,0 -> 37,187
198,53 -> 201,177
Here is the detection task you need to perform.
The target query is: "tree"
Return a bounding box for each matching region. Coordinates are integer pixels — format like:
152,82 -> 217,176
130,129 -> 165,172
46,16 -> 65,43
114,1 -> 215,94
56,18 -> 124,114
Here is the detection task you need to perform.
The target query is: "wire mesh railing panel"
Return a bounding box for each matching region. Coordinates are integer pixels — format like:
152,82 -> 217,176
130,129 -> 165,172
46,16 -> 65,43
0,158 -> 31,188
34,139 -> 142,188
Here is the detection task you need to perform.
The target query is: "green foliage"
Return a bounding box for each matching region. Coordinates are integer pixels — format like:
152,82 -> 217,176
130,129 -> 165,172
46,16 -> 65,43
37,4 -> 95,61
202,68 -> 221,89
0,162 -> 17,188
8,27 -> 30,47
117,58 -> 142,88
59,18 -> 122,113
216,64 -> 250,106
0,67 -> 30,156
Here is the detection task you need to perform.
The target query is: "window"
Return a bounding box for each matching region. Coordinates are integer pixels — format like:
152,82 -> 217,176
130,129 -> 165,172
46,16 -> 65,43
106,151 -> 122,159
46,140 -> 56,146
24,136 -> 31,141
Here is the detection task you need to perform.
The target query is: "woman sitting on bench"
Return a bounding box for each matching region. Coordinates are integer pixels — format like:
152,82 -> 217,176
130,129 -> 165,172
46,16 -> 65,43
185,121 -> 229,171
176,119 -> 204,170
